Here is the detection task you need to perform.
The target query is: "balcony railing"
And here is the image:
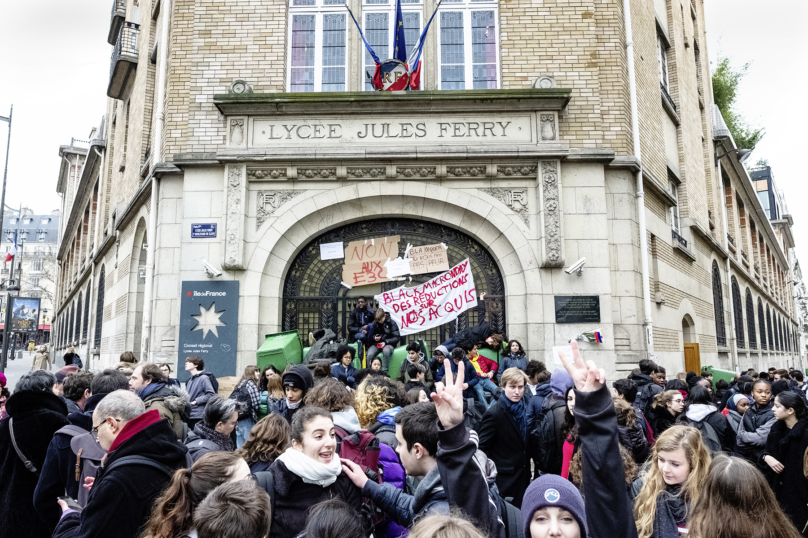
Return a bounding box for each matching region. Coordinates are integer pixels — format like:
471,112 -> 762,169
107,22 -> 139,100
727,233 -> 735,246
671,228 -> 688,250
661,83 -> 677,113
741,250 -> 748,262
108,0 -> 126,45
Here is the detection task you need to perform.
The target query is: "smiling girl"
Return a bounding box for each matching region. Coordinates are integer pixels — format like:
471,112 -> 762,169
631,425 -> 712,538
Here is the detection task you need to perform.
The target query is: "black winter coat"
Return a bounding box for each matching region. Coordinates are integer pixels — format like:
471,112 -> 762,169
478,400 -> 529,508
268,459 -> 363,538
618,422 -> 650,464
447,301 -> 490,351
347,306 -> 375,339
0,390 -> 69,538
760,419 -> 808,530
677,406 -> 736,453
53,416 -> 189,538
649,406 -> 678,438
367,318 -> 401,347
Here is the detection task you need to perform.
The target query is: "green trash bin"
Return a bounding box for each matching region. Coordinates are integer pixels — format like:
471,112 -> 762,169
257,331 -> 304,373
703,366 -> 735,390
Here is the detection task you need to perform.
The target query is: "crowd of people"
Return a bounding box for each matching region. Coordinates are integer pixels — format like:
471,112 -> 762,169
2,335 -> 808,538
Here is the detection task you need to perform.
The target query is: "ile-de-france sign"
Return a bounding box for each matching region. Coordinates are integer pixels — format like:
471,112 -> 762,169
250,113 -> 536,148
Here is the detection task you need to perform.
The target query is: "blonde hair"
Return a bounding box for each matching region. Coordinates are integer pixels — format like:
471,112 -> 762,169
267,374 -> 284,400
408,513 -> 487,538
355,378 -> 396,428
633,425 -> 712,538
500,367 -> 529,388
653,389 -> 682,410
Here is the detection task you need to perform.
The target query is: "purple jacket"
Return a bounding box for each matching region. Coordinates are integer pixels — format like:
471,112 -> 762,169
378,442 -> 407,538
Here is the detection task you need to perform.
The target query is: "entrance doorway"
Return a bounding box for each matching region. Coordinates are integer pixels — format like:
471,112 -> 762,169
682,315 -> 700,373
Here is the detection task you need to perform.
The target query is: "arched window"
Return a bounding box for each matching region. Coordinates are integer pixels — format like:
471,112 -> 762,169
75,293 -> 83,344
786,321 -> 791,352
94,267 -> 105,348
82,289 -> 90,339
766,306 -> 773,351
775,314 -> 781,351
758,299 -> 767,350
68,306 -> 75,344
712,262 -> 726,347
745,290 -> 757,350
731,278 -> 744,349
779,317 -> 785,352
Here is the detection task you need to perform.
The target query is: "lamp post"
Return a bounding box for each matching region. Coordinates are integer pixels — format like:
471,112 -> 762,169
0,105 -> 12,257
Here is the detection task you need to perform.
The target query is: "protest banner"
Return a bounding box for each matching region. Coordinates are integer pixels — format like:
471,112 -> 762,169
342,260 -> 392,286
344,236 -> 400,264
374,259 -> 477,335
408,243 -> 450,275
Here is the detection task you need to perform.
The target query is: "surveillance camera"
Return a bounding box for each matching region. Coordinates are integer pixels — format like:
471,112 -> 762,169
564,257 -> 587,276
202,259 -> 222,278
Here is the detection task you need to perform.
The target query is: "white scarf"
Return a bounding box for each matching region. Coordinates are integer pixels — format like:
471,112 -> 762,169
286,398 -> 302,410
277,447 -> 342,487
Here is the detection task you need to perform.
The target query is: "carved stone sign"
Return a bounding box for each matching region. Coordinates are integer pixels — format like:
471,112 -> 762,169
554,296 -> 601,323
250,114 -> 536,148
256,190 -> 302,229
481,188 -> 530,226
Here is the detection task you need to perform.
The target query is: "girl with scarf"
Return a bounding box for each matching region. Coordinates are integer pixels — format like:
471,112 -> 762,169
478,367 -> 530,508
267,406 -> 364,538
631,425 -> 712,538
649,390 -> 684,438
722,393 -> 750,434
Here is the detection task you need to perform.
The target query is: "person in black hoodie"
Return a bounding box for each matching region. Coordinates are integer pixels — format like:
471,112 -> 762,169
630,359 -> 662,414
278,364 -> 314,424
736,379 -> 776,463
53,390 -> 189,538
366,309 -> 401,375
0,371 -> 69,538
676,385 -> 735,453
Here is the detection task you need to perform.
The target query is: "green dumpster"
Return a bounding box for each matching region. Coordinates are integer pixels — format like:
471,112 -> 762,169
257,331 -> 304,372
703,366 -> 735,389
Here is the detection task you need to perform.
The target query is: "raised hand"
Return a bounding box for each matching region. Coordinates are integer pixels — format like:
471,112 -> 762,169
558,340 -> 606,393
432,358 -> 465,429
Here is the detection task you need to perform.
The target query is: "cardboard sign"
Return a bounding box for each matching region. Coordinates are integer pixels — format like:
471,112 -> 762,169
344,236 -> 400,264
342,260 -> 393,286
375,259 -> 477,335
408,243 -> 450,275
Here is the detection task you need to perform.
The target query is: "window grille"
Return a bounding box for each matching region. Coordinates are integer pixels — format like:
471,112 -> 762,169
746,290 -> 757,350
712,262 -> 726,347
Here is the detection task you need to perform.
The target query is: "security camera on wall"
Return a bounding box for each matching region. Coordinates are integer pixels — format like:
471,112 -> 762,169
565,257 -> 587,276
202,259 -> 222,278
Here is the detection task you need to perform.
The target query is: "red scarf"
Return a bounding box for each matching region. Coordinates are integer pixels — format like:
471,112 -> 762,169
108,410 -> 162,452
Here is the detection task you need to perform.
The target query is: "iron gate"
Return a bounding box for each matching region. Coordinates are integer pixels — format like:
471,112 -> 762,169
282,218 -> 506,352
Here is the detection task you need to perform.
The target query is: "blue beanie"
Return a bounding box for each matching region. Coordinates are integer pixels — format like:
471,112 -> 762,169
550,368 -> 574,398
522,474 -> 587,537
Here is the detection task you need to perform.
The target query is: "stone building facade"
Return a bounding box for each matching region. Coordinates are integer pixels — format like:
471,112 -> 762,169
52,0 -> 802,377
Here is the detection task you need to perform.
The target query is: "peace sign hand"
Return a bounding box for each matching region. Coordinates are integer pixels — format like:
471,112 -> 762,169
558,340 -> 606,393
432,358 -> 465,429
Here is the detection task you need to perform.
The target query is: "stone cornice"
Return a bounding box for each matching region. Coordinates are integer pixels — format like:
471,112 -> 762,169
57,139 -> 105,261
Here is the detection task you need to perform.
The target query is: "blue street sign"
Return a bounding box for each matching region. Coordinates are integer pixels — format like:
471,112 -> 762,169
191,223 -> 217,238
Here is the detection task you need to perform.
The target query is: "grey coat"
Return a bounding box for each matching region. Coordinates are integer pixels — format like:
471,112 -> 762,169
185,371 -> 216,419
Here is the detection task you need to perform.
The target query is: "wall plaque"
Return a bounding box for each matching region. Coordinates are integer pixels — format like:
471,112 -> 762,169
554,296 -> 600,323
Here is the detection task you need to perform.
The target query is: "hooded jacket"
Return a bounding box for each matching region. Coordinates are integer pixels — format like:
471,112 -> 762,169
437,359 -> 479,399
497,354 -> 528,382
760,418 -> 808,530
53,412 -> 189,538
140,383 -> 190,440
369,407 -> 401,450
348,305 -> 375,340
185,370 -> 217,419
681,403 -> 735,453
527,382 -> 553,430
737,400 -> 776,461
185,423 -> 233,463
629,372 -> 662,413
0,390 -> 69,538
398,355 -> 435,387
618,421 -> 650,464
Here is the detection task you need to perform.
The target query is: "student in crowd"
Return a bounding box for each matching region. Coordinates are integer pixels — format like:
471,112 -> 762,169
792,370 -> 807,395
61,371 -> 93,414
399,342 -> 435,388
736,379 -> 776,462
408,513 -> 487,538
655,366 -> 667,388
158,363 -> 181,387
369,357 -> 384,373
498,340 -> 528,382
529,368 -> 574,476
403,362 -> 430,394
557,387 -> 580,480
185,396 -> 238,462
677,385 -> 735,453
478,368 -> 531,507
260,364 -> 282,391
0,370 -> 69,538
525,360 -> 546,397
300,498 -> 371,538
238,413 -> 290,473
365,309 -> 401,375
305,378 -> 361,442
355,375 -> 406,449
760,391 -> 808,531
312,362 -> 333,386
53,390 -> 189,538
467,344 -> 499,408
267,406 -> 364,538
194,480 -> 272,538
139,452 -> 251,538
347,296 -> 375,359
331,344 -> 357,387
429,345 -> 450,378
278,364 -> 314,424
260,372 -> 285,417
714,379 -> 730,407
613,378 -> 653,444
664,378 -> 689,397
232,365 -> 261,448
630,359 -> 662,414
614,398 -> 650,465
407,386 -> 431,404
437,347 -> 479,401
722,393 -> 749,433
631,425 -> 712,538
773,369 -> 790,383
649,390 -> 684,438
185,356 -> 217,430
130,362 -> 189,441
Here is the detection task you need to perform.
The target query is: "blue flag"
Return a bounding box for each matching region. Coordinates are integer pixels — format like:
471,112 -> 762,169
393,0 -> 407,63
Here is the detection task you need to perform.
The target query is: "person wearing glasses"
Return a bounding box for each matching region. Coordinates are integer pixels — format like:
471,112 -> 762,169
54,390 -> 189,538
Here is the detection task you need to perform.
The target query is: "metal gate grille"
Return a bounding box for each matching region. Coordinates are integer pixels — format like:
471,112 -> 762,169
282,218 -> 506,351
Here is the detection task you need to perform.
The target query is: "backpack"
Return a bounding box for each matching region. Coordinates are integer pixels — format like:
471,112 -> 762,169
635,383 -> 656,416
334,425 -> 387,527
533,397 -> 563,474
686,417 -> 722,453
463,398 -> 484,432
202,372 -> 219,393
489,483 -> 525,538
229,381 -> 253,420
73,355 -> 83,370
51,426 -> 104,507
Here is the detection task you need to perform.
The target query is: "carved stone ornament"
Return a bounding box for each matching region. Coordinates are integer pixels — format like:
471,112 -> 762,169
540,114 -> 556,141
447,166 -> 486,178
480,188 -> 530,226
539,160 -> 563,267
347,167 -> 385,179
256,190 -> 303,229
230,119 -> 245,145
229,79 -> 253,94
397,166 -> 436,179
224,166 -> 246,269
533,75 -> 556,89
247,168 -> 287,180
497,164 -> 537,177
298,168 -> 337,180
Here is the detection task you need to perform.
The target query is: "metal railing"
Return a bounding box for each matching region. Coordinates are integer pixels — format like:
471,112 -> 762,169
661,83 -> 677,112
111,0 -> 125,23
671,228 -> 688,250
727,233 -> 735,246
741,250 -> 748,262
708,210 -> 712,221
110,22 -> 139,81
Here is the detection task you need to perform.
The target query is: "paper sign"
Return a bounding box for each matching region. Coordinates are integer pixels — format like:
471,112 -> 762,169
342,260 -> 392,286
319,242 -> 344,260
385,257 -> 412,278
408,243 -> 450,275
375,259 -> 477,335
552,345 -> 573,368
344,236 -> 400,264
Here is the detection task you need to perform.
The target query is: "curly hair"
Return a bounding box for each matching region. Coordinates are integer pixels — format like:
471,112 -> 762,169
568,443 -> 637,488
237,414 -> 290,464
613,397 -> 637,427
304,378 -> 356,412
355,377 -> 405,428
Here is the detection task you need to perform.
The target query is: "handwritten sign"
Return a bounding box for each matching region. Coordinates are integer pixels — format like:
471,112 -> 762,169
342,261 -> 392,286
385,257 -> 412,278
375,259 -> 477,336
320,242 -> 344,260
408,244 -> 450,275
344,236 -> 400,264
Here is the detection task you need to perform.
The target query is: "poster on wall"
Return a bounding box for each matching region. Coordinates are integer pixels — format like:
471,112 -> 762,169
374,259 -> 477,335
341,235 -> 400,286
11,297 -> 40,332
177,281 -> 239,382
408,243 -> 450,275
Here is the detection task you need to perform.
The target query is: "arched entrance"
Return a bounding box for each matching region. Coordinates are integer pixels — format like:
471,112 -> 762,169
682,314 -> 699,373
281,218 -> 506,350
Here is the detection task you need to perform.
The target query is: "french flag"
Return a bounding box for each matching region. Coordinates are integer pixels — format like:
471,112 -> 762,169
5,234 -> 16,263
406,0 -> 441,90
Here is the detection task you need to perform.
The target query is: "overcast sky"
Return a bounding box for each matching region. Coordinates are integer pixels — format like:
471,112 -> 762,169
0,1 -> 806,264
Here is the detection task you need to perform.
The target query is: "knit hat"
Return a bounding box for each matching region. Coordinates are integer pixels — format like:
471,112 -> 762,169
0,372 -> 6,388
522,474 -> 587,537
727,393 -> 749,412
283,365 -> 314,395
550,368 -> 574,398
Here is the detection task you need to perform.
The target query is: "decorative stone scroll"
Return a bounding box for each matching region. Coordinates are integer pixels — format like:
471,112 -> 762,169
298,168 -> 337,180
480,188 -> 530,226
347,167 -> 385,179
223,165 -> 246,270
497,164 -> 537,177
247,168 -> 287,180
397,166 -> 436,179
538,160 -> 563,268
230,119 -> 245,146
447,166 -> 486,178
256,190 -> 303,229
